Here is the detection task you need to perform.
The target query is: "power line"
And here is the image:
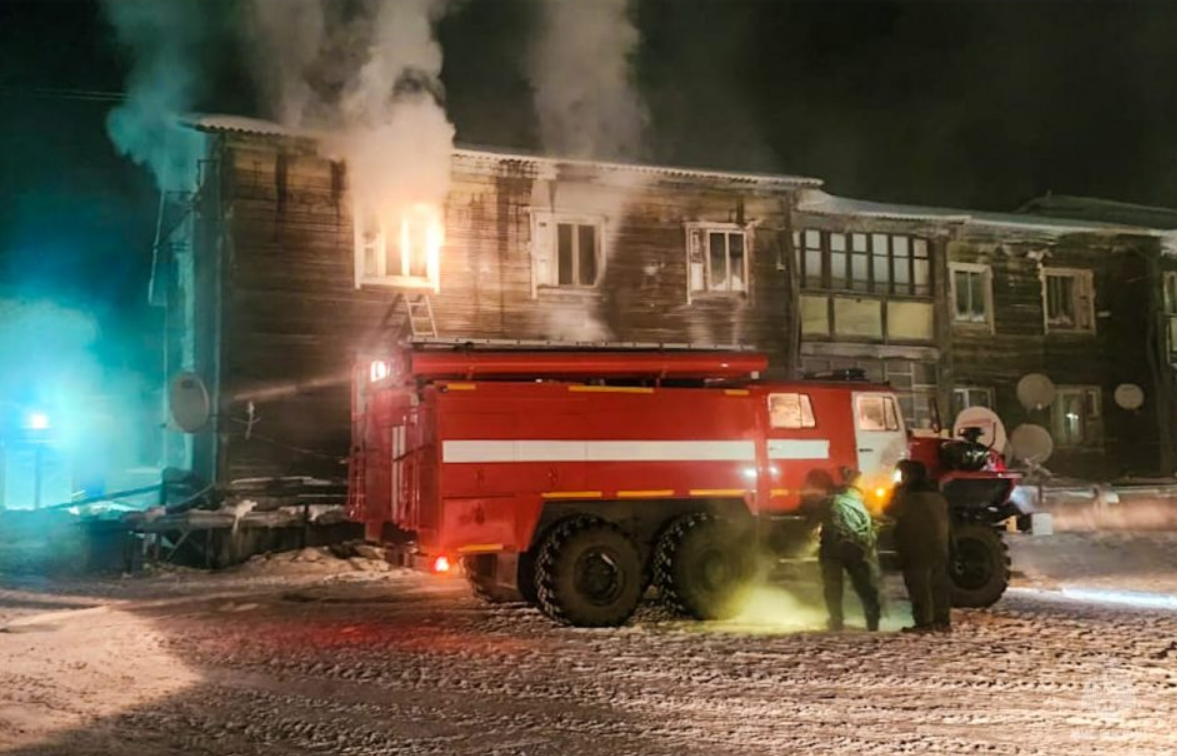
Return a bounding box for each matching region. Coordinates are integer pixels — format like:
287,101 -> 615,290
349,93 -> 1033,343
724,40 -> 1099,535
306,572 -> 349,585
0,86 -> 126,103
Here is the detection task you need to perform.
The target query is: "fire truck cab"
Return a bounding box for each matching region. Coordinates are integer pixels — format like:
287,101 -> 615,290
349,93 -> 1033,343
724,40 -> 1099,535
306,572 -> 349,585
349,342 -> 1017,627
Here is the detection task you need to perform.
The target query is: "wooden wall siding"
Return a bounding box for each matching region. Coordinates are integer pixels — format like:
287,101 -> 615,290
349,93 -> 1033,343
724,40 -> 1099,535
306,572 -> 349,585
209,134 -> 798,482
948,232 -> 1165,476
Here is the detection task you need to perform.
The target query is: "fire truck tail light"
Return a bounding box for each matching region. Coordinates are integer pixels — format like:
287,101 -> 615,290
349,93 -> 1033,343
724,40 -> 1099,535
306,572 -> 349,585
433,556 -> 451,574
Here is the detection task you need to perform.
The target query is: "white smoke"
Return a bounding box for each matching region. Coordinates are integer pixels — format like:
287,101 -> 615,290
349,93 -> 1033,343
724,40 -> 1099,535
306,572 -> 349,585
248,0 -> 457,222
530,0 -> 646,161
102,1 -> 206,191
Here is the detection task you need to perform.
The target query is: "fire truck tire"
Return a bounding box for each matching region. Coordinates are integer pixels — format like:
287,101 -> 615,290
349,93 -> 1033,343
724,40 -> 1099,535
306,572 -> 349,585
535,516 -> 644,627
949,522 -> 1011,608
655,513 -> 754,620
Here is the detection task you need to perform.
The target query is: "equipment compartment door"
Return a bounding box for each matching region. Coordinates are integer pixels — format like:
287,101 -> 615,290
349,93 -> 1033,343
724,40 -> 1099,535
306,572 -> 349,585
851,392 -> 907,479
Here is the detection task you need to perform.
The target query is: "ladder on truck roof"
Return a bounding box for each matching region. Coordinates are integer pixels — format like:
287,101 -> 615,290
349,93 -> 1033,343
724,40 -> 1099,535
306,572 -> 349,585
404,336 -> 755,352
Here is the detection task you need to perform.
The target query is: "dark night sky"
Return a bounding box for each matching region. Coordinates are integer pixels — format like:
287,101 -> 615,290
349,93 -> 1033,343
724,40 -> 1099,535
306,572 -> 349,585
5,0 -> 1177,376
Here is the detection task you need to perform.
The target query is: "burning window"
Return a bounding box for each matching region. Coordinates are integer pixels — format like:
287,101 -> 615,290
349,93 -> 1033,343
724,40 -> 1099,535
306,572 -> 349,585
1042,268 -> 1094,332
768,393 -> 817,429
531,213 -> 604,290
686,224 -> 751,297
950,263 -> 993,327
354,204 -> 443,290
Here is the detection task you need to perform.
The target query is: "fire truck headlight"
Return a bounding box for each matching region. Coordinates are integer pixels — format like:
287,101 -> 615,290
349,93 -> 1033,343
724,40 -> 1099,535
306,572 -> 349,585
26,412 -> 50,430
892,467 -> 903,484
742,467 -> 758,480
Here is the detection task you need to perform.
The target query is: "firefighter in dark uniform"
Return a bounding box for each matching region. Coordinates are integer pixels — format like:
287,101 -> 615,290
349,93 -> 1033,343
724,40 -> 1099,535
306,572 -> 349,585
804,467 -> 882,632
890,459 -> 952,633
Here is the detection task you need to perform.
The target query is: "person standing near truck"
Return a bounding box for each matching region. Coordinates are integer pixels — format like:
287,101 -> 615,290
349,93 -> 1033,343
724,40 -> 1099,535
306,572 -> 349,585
890,459 -> 952,633
805,468 -> 882,632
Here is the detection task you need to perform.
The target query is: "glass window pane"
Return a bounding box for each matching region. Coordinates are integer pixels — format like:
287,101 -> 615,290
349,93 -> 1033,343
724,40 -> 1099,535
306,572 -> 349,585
873,250 -> 891,291
709,232 -> 728,291
557,223 -> 574,285
805,230 -> 821,248
578,224 -> 597,285
893,236 -> 910,258
830,251 -> 847,289
830,233 -> 847,252
884,397 -> 900,430
913,259 -> 931,295
969,271 -> 986,318
800,395 -> 816,427
805,249 -> 823,288
852,233 -> 869,252
769,393 -> 803,428
912,238 -> 928,258
894,255 -> 910,289
954,271 -> 971,318
851,252 -> 870,291
729,233 -> 746,292
857,396 -> 887,431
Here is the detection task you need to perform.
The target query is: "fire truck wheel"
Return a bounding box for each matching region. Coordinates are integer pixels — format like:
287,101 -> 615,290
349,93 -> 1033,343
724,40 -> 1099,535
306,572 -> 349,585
655,513 -> 754,620
949,522 -> 1011,608
535,517 -> 644,627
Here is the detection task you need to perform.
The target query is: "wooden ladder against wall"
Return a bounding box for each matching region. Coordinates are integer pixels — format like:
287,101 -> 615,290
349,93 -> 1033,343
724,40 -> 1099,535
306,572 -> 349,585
397,292 -> 438,340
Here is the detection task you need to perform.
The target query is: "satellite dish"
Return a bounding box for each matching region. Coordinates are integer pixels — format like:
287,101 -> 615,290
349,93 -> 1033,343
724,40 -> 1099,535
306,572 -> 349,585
170,372 -> 211,433
1009,423 -> 1054,464
953,407 -> 1008,453
1114,383 -> 1145,411
1016,373 -> 1056,411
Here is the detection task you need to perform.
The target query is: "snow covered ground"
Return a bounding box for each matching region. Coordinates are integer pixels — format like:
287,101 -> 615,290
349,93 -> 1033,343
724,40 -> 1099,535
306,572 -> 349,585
1,534 -> 1176,756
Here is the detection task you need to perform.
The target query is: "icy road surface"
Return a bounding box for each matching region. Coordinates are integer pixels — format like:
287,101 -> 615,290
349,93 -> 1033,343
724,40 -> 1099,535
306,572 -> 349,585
2,534 -> 1177,756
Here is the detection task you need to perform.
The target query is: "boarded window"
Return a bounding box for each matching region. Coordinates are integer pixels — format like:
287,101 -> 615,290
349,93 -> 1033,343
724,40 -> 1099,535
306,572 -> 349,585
1043,268 -> 1094,332
833,297 -> 884,339
886,300 -> 934,341
800,294 -> 830,336
768,393 -> 817,429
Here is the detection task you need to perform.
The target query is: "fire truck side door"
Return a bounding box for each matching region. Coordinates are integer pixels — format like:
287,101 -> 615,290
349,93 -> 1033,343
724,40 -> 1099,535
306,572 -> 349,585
851,391 -> 907,480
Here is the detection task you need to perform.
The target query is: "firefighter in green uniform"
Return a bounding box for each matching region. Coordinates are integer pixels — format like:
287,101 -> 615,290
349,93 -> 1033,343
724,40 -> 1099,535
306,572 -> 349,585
890,459 -> 952,633
805,467 -> 882,632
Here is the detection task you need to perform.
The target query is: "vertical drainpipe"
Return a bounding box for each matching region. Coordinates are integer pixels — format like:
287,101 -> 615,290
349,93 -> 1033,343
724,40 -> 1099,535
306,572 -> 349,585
782,194 -> 801,379
933,225 -> 960,433
210,133 -> 227,487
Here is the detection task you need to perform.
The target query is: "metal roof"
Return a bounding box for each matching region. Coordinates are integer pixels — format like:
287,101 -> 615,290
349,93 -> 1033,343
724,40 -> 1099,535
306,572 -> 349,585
184,114 -> 822,188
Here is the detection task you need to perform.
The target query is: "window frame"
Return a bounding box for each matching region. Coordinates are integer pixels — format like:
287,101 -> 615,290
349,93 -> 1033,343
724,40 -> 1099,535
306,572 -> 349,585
353,204 -> 440,291
949,262 -> 994,331
767,392 -> 817,429
1051,385 -> 1102,447
531,212 -> 606,294
1163,271 -> 1177,358
951,386 -> 995,418
685,222 -> 753,301
793,229 -> 932,298
1041,267 -> 1095,334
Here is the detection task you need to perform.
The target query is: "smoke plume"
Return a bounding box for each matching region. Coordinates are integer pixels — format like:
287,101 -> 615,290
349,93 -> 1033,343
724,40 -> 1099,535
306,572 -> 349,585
102,1 -> 206,190
529,0 -> 646,161
247,0 -> 457,223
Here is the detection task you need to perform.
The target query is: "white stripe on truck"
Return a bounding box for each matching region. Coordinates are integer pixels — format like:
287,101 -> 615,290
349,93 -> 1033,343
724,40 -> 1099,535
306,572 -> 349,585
766,439 -> 830,460
442,440 -> 757,464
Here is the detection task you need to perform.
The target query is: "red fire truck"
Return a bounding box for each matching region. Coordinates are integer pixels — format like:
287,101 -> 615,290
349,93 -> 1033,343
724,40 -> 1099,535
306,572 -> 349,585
349,343 -> 1022,627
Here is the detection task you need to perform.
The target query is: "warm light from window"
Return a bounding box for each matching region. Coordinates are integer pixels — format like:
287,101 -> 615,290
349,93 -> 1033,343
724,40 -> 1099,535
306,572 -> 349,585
370,360 -> 390,383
